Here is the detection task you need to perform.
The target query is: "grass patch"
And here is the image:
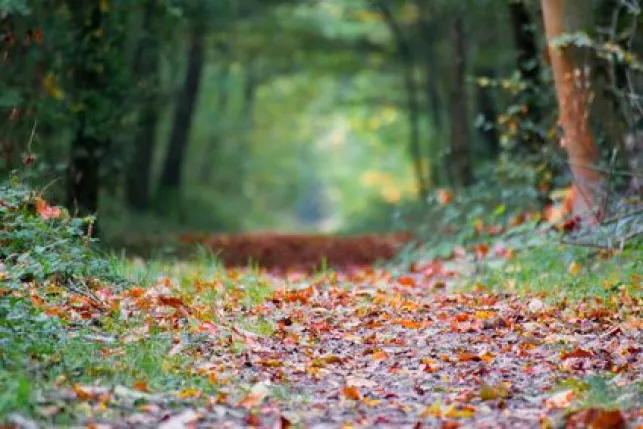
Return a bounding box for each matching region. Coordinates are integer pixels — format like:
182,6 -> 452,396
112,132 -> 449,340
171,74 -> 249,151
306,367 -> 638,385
469,240 -> 642,303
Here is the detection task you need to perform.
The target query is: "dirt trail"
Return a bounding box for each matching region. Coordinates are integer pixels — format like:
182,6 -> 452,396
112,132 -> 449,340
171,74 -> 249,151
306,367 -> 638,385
23,249 -> 642,429
178,232 -> 415,271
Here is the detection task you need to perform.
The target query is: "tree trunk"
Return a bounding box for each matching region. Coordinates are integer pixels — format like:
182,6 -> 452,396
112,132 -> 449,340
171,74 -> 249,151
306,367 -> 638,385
237,62 -> 257,198
126,0 -> 161,211
415,0 -> 447,187
508,0 -> 545,151
540,0 -> 604,218
475,68 -> 500,158
66,2 -> 110,236
157,19 -> 206,203
449,16 -> 472,187
375,0 -> 428,198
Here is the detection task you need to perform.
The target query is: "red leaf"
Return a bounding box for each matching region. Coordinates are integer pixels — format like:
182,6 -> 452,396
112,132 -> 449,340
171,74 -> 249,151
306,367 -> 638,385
560,348 -> 593,360
35,198 -> 61,219
158,295 -> 186,308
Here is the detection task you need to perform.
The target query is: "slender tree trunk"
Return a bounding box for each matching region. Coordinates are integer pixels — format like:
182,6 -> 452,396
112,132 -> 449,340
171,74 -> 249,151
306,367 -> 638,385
375,1 -> 428,198
509,0 -> 545,151
415,0 -> 447,187
235,62 -> 257,199
449,16 -> 472,187
126,0 -> 161,211
199,63 -> 230,183
475,67 -> 500,158
66,2 -> 110,236
157,19 -> 206,202
541,0 -> 604,218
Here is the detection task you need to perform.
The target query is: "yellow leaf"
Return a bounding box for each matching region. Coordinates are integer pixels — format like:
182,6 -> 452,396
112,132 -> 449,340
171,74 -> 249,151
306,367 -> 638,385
363,397 -> 381,407
42,72 -> 64,100
568,261 -> 581,276
419,400 -> 442,418
444,404 -> 476,418
479,383 -> 510,401
177,388 -> 200,399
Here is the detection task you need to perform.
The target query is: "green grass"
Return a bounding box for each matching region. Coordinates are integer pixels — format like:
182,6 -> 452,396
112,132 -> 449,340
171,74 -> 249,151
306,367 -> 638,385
551,375 -> 643,411
467,240 -> 643,303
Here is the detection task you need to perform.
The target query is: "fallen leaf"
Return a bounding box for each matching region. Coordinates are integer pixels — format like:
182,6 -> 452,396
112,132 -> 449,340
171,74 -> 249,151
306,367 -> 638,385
479,383 -> 510,400
132,380 -> 151,393
342,386 -> 362,401
177,388 -> 201,399
363,397 -> 382,407
545,389 -> 575,409
158,409 -> 201,429
560,348 -> 593,360
238,382 -> 271,408
444,404 -> 476,418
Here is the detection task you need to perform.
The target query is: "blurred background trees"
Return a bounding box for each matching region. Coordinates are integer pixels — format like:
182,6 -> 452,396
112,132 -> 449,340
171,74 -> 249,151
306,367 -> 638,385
1,0 -> 641,241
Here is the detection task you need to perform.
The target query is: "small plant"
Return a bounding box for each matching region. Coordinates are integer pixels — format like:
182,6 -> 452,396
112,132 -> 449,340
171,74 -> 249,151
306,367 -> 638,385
0,177 -> 126,290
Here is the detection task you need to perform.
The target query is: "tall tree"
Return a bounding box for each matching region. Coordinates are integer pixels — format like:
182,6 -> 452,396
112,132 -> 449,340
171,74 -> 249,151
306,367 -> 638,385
475,67 -> 500,158
157,11 -> 206,209
199,60 -> 231,183
508,0 -> 545,151
415,0 -> 448,187
540,0 -> 604,217
126,0 -> 162,211
374,0 -> 428,198
66,0 -> 124,235
448,16 -> 472,187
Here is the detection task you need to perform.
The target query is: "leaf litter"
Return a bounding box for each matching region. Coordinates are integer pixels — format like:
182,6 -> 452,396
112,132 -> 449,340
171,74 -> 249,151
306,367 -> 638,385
12,239 -> 642,429
4,196 -> 643,429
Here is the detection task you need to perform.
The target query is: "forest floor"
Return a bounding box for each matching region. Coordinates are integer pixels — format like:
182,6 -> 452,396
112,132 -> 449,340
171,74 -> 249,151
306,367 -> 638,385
2,192 -> 643,428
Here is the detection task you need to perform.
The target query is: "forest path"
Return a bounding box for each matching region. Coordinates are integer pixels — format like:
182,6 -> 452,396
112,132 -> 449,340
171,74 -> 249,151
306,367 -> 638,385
20,232 -> 642,429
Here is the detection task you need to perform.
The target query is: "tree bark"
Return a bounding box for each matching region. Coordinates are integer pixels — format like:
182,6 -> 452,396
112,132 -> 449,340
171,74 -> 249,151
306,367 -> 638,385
66,1 -> 110,236
157,19 -> 206,200
199,62 -> 230,183
540,0 -> 604,218
475,68 -> 500,158
508,0 -> 545,151
449,16 -> 472,187
126,0 -> 161,211
415,0 -> 447,187
375,1 -> 428,198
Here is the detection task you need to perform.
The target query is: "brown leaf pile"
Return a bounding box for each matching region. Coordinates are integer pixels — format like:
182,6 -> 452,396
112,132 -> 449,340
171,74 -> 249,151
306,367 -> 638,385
178,232 -> 414,271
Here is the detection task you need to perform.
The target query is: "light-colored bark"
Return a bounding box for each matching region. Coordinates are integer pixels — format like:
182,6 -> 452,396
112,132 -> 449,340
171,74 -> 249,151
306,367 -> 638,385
540,0 -> 604,218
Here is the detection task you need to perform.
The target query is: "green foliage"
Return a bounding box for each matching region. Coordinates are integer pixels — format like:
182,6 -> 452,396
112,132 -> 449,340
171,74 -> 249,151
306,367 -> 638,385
0,178 -> 117,287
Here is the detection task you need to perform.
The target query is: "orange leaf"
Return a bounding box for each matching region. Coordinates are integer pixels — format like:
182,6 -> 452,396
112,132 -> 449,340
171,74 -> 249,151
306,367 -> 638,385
397,276 -> 416,287
72,384 -> 97,400
474,244 -> 489,259
545,389 -> 575,409
568,409 -> 625,429
127,287 -> 146,298
457,352 -> 481,362
133,380 -> 151,392
238,382 -> 270,408
394,319 -> 422,329
35,198 -> 62,219
342,386 -> 362,401
372,350 -> 389,361
159,295 -> 186,308
436,189 -> 454,206
560,348 -> 593,360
